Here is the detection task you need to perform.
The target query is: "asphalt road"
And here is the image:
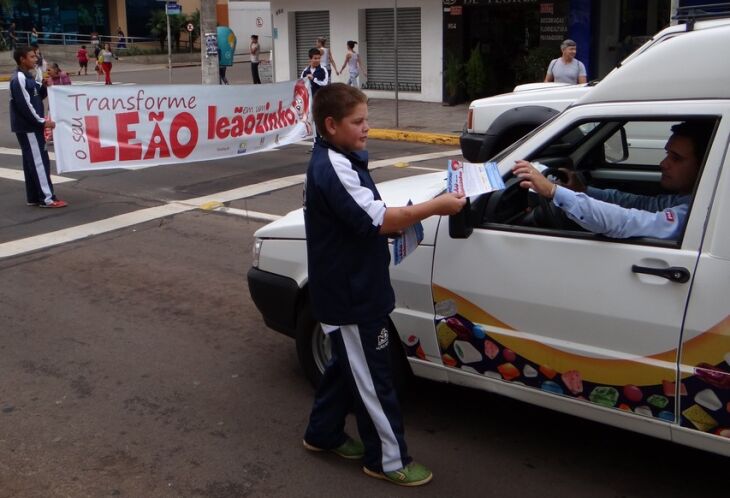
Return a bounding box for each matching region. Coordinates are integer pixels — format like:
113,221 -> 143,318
0,67 -> 727,497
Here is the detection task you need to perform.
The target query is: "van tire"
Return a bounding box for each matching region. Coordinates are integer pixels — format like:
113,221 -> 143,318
295,304 -> 412,395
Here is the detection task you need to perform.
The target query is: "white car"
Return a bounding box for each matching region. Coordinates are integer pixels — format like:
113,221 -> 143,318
460,16 -> 730,163
249,23 -> 730,456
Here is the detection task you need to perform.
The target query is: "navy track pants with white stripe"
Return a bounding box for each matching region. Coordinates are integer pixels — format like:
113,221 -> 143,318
304,318 -> 411,473
16,131 -> 55,205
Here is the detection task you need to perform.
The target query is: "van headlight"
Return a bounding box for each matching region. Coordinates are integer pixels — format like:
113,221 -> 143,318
252,238 -> 263,268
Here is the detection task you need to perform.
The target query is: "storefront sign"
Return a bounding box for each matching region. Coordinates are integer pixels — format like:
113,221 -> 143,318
48,81 -> 314,173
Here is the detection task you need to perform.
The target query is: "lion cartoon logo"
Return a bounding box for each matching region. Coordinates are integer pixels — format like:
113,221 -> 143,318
291,79 -> 313,137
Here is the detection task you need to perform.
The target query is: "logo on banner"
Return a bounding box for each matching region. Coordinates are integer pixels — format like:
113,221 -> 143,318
238,141 -> 248,154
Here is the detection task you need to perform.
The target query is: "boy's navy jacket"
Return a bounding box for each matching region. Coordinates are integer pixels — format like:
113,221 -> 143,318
300,65 -> 329,95
304,138 -> 395,325
9,68 -> 47,133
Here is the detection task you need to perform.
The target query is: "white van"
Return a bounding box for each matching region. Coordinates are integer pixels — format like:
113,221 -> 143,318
460,16 -> 730,163
248,23 -> 730,456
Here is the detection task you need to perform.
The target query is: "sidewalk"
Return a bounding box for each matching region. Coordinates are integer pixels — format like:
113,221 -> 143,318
0,48 -> 467,143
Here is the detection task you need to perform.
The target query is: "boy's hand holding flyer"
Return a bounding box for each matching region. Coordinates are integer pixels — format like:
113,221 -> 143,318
447,160 -> 505,197
392,200 -> 424,265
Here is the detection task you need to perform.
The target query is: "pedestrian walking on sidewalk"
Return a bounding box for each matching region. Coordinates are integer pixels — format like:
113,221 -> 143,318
30,26 -> 39,45
8,22 -> 17,49
9,46 -> 67,209
116,27 -> 126,50
340,40 -> 366,88
316,37 -> 337,79
76,45 -> 88,75
100,42 -> 114,85
544,39 -> 587,85
250,34 -> 261,84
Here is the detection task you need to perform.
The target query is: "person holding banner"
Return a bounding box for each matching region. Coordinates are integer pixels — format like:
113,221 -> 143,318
9,46 -> 67,208
302,83 -> 464,487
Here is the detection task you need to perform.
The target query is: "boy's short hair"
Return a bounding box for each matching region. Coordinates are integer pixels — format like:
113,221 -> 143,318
313,83 -> 368,138
81,45 -> 86,49
308,47 -> 321,59
251,34 -> 258,40
13,46 -> 34,65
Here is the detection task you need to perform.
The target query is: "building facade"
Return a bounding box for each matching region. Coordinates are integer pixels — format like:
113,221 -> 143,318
0,0 -> 230,39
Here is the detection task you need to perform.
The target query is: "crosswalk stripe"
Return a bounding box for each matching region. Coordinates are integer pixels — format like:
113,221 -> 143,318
0,146 -> 56,161
0,148 -> 459,259
0,167 -> 75,184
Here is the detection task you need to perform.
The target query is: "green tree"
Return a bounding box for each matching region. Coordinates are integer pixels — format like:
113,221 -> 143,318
147,10 -> 186,52
465,46 -> 488,100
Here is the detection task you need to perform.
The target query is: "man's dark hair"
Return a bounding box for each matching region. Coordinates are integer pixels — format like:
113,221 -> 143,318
313,83 -> 367,138
308,47 -> 320,59
671,121 -> 714,163
13,46 -> 34,65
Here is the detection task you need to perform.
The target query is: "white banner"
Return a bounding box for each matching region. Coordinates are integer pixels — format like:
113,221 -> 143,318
48,80 -> 314,173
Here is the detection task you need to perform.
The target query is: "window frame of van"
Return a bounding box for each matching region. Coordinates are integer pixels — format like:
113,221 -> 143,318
472,115 -> 721,248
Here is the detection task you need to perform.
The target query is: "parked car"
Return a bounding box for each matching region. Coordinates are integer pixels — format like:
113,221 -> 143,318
460,16 -> 730,163
248,23 -> 730,456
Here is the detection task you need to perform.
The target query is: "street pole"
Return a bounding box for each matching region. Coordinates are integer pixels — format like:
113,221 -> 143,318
394,0 -> 399,128
166,5 -> 172,83
200,0 -> 219,84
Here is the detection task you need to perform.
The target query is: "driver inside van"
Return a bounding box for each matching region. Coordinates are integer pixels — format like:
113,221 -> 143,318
511,121 -> 712,239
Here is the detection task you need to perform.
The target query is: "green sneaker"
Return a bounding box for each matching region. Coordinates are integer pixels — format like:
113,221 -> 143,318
363,462 -> 433,487
303,437 -> 365,460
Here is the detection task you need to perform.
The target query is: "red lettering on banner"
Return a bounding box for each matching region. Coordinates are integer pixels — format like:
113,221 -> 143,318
169,112 -> 198,158
85,115 -> 116,163
116,111 -> 142,161
208,106 -> 217,139
143,123 -> 171,160
216,116 -> 231,139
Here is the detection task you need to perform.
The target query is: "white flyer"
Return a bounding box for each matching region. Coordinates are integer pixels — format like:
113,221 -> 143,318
446,160 -> 505,198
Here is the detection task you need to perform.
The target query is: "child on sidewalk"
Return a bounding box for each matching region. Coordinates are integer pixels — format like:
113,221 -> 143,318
340,40 -> 366,88
76,45 -> 88,75
301,83 -> 465,487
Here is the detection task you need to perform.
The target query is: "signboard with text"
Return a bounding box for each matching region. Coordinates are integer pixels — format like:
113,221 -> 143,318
48,80 -> 314,173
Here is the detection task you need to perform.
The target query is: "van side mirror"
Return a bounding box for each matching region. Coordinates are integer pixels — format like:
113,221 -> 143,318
605,127 -> 629,163
449,198 -> 472,239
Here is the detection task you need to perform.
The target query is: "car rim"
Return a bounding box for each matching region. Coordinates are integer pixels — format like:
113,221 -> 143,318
311,323 -> 331,374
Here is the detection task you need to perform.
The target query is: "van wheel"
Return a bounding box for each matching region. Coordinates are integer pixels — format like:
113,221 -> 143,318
295,308 -> 331,388
295,307 -> 411,394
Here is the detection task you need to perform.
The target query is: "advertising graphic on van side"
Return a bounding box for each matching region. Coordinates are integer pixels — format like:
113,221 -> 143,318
401,286 -> 730,438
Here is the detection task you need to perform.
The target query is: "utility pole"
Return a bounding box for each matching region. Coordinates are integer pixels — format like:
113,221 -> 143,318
166,4 -> 172,83
200,0 -> 219,84
394,0 -> 399,128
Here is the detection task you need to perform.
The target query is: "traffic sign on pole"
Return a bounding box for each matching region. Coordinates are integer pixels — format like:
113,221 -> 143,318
166,2 -> 182,15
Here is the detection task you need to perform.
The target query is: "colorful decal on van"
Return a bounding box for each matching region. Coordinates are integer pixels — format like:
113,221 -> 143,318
426,285 -> 730,439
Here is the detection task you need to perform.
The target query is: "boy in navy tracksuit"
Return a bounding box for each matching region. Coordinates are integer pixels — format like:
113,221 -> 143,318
9,46 -> 67,208
300,47 -> 329,96
301,83 -> 465,487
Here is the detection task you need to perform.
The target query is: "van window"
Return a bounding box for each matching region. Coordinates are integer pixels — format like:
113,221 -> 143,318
474,117 -> 717,245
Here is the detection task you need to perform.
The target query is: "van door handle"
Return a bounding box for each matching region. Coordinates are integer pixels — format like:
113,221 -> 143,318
631,265 -> 690,283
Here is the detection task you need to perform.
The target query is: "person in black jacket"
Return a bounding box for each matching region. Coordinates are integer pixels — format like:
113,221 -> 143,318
301,84 -> 465,487
9,46 -> 67,208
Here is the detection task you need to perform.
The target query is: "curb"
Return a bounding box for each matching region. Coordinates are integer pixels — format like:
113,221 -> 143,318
369,129 -> 460,146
